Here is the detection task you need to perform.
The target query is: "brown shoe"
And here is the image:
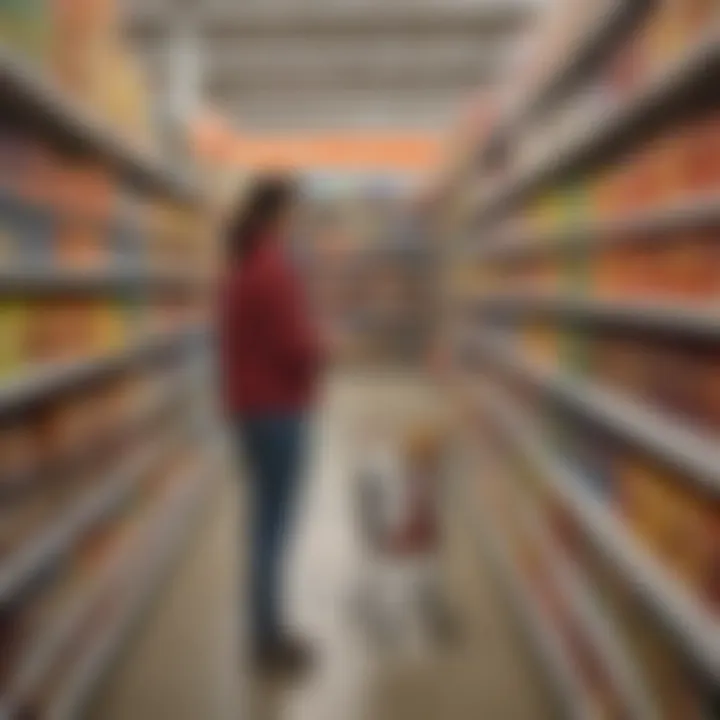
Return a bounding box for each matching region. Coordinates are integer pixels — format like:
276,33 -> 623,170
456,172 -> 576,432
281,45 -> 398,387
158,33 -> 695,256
253,636 -> 314,681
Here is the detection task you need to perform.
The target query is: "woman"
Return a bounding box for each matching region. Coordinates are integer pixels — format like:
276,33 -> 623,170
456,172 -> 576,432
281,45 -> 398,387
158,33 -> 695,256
219,176 -> 322,676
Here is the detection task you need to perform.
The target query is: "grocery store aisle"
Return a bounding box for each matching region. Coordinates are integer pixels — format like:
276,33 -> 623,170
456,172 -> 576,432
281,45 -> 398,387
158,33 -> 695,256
91,375 -> 554,720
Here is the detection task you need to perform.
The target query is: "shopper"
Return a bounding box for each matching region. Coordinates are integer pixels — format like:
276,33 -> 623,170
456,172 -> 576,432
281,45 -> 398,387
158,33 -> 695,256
219,176 -> 322,677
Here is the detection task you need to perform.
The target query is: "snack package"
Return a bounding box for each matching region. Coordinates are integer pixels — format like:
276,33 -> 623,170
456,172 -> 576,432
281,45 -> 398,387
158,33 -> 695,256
0,300 -> 28,378
35,397 -> 90,476
56,219 -> 106,270
0,414 -> 39,500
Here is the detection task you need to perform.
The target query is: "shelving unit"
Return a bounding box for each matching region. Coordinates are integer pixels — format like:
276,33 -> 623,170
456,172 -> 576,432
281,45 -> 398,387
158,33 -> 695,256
35,456 -> 218,720
509,2 -> 648,125
465,421 -> 660,718
0,16 -> 217,717
0,425 -> 187,604
446,1 -> 653,195
0,44 -> 198,202
477,384 -> 720,682
447,1 -> 720,715
469,296 -> 720,342
474,26 -> 720,226
468,330 -> 720,511
465,477 -> 595,719
468,193 -> 720,263
0,328 -> 203,420
0,270 -> 202,295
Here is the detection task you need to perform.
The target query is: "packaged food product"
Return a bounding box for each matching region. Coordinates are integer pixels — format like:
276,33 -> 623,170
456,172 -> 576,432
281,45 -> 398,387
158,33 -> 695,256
95,302 -> 128,352
668,483 -> 714,600
50,0 -> 117,101
90,381 -> 127,453
652,129 -> 687,208
618,451 -> 657,549
629,140 -> 666,213
643,1 -> 687,72
56,219 -> 106,269
0,300 -> 28,378
680,113 -> 720,198
0,0 -> 49,60
620,592 -> 708,718
0,414 -> 39,500
23,141 -> 59,205
78,163 -> 115,219
645,342 -> 697,422
0,128 -> 35,195
75,300 -> 100,358
75,517 -> 123,577
620,447 -> 715,600
593,335 -> 644,401
558,324 -> 591,377
25,300 -> 77,364
0,596 -> 33,691
35,397 -> 90,474
520,322 -> 559,370
589,529 -> 710,719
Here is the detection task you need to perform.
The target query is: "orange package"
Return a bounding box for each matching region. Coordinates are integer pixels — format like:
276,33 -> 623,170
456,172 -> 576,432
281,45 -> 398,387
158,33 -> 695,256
56,219 -> 106,270
661,480 -> 712,597
25,301 -> 69,365
35,397 -> 90,474
680,113 -> 720,198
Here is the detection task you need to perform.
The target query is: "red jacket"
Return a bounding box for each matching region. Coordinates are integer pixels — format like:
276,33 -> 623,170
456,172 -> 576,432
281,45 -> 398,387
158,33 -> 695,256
219,239 -> 322,414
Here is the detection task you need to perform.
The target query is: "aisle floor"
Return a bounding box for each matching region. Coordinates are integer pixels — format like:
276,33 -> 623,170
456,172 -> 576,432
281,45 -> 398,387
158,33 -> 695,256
90,375 -> 555,720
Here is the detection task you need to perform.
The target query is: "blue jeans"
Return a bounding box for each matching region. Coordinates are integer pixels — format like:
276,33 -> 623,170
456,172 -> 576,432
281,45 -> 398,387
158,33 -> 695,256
236,414 -> 306,647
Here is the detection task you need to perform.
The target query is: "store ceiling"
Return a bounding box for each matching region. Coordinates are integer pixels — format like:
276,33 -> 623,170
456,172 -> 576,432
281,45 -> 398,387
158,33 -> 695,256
124,0 -> 539,132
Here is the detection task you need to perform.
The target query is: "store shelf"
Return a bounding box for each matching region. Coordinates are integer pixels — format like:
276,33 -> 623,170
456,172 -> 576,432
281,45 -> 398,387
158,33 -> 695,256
0,327 -> 204,420
44,454 -> 217,720
467,332 -> 720,497
468,194 -> 720,263
465,478 -> 595,718
0,44 -> 199,203
475,29 -> 720,225
0,270 -> 202,295
469,295 -> 720,342
509,485 -> 658,720
482,0 -> 652,163
475,431 -> 656,718
0,427 -> 187,604
479,384 -> 720,681
0,526 -> 141,719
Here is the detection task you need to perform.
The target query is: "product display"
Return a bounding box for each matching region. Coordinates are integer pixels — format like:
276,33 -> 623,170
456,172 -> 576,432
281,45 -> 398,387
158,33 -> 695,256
451,3 -> 720,717
0,2 -> 213,716
297,177 -> 435,364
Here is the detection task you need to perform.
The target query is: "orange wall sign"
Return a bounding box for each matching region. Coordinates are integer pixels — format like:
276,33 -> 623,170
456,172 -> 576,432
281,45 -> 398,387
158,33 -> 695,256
193,114 -> 442,172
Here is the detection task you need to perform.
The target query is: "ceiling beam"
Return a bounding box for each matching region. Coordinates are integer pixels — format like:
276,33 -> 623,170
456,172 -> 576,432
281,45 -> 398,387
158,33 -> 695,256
128,3 -> 535,41
211,92 -> 467,131
206,66 -> 500,94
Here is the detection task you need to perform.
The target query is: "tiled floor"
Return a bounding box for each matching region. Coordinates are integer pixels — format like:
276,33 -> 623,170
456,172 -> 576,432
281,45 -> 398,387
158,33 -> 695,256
90,375 -> 555,720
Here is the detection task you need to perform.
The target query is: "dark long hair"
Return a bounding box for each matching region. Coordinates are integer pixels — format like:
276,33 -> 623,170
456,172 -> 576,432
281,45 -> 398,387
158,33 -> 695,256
227,176 -> 296,262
